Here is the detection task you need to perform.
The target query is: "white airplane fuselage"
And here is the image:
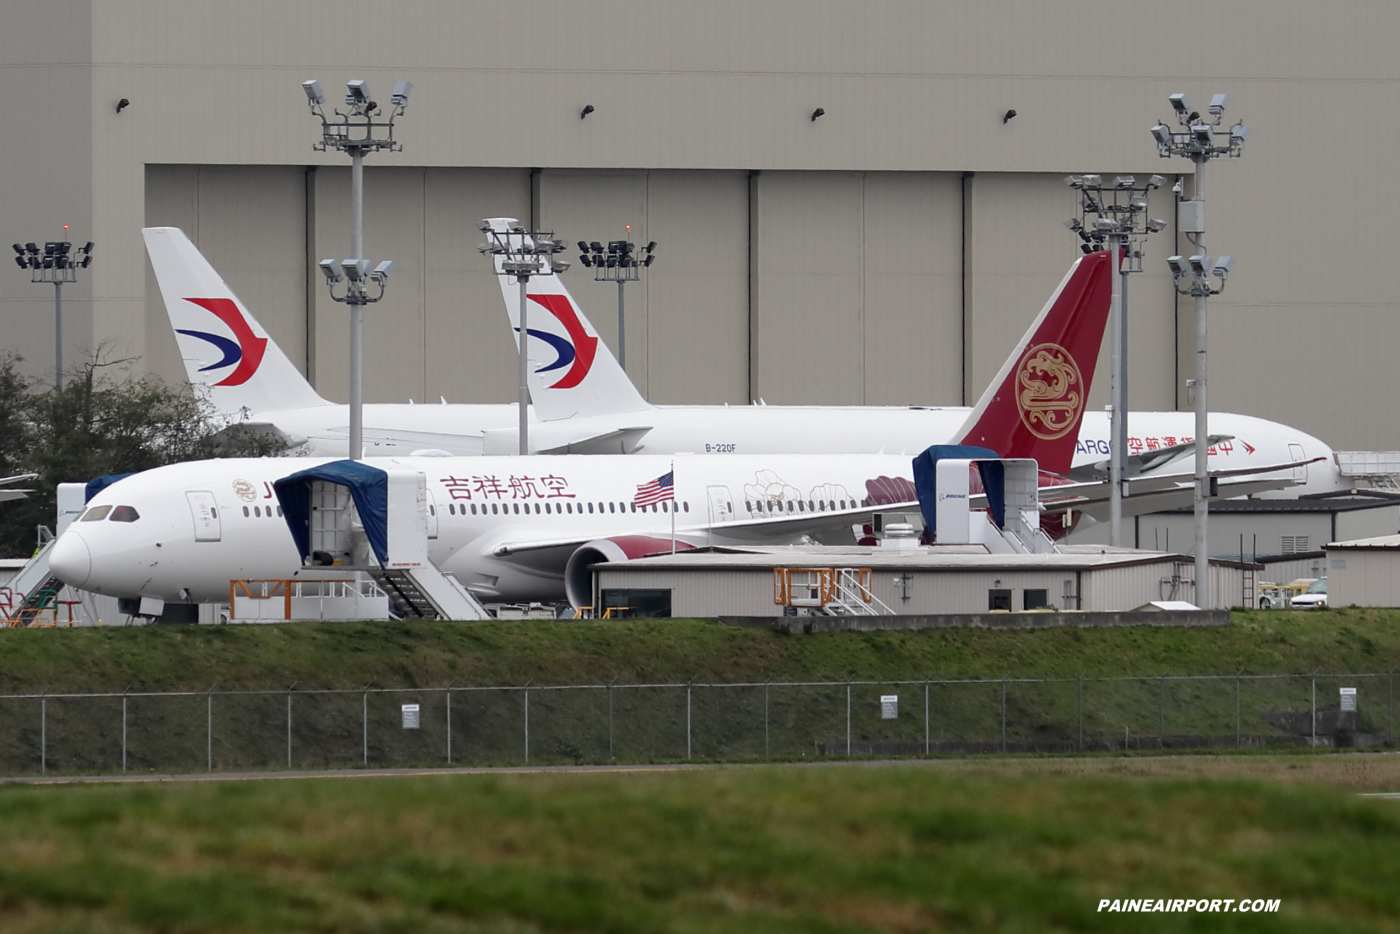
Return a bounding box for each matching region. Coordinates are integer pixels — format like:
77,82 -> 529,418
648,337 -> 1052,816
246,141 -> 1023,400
49,454 -> 920,606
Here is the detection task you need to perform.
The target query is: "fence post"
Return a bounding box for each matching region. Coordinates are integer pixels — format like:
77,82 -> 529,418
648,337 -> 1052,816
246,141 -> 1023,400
286,691 -> 292,770
686,684 -> 692,760
40,696 -> 45,775
608,682 -> 614,762
524,686 -> 530,765
1311,677 -> 1316,748
924,681 -> 929,756
1390,671 -> 1394,744
362,691 -> 368,767
1235,673 -> 1241,747
1159,675 -> 1165,747
1077,676 -> 1083,752
846,683 -> 851,757
1001,676 -> 1007,754
122,694 -> 127,774
764,681 -> 769,760
446,689 -> 452,765
207,690 -> 213,772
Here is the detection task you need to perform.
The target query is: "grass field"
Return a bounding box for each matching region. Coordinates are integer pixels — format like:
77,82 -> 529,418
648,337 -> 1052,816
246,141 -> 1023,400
0,755 -> 1397,932
0,607 -> 1397,694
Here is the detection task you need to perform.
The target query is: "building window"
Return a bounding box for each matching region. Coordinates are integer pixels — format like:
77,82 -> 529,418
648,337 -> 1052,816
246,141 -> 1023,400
1282,535 -> 1310,554
988,589 -> 1012,611
1023,589 -> 1049,610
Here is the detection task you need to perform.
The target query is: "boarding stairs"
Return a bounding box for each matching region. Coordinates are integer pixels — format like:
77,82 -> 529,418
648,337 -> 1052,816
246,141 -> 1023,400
2,538 -> 68,627
368,565 -> 491,620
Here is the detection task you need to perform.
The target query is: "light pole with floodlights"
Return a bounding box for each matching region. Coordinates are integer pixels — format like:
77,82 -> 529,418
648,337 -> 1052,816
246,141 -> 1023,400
1063,173 -> 1168,547
478,220 -> 571,455
302,77 -> 411,460
1152,92 -> 1249,606
576,237 -> 657,373
12,237 -> 93,390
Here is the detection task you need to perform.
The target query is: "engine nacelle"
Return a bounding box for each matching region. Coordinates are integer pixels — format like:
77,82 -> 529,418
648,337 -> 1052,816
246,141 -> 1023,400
564,535 -> 695,609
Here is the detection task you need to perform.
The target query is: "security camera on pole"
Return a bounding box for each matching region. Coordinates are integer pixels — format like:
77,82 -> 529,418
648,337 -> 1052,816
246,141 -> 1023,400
1152,93 -> 1249,606
302,77 -> 411,460
12,236 -> 94,390
478,221 -> 571,455
1063,174 -> 1168,547
576,236 -> 657,373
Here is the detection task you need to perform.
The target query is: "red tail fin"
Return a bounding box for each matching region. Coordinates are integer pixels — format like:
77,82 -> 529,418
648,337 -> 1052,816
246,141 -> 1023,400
955,250 -> 1113,475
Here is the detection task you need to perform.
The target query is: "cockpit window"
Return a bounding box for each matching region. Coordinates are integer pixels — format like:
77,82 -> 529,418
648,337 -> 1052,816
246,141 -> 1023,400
80,505 -> 112,522
109,505 -> 140,523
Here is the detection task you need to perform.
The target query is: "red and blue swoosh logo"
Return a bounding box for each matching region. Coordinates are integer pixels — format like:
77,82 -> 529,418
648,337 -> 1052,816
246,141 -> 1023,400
519,294 -> 598,389
175,298 -> 268,387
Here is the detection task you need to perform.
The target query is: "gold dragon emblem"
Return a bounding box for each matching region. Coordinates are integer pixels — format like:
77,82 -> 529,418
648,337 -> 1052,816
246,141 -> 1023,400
232,479 -> 258,502
1015,343 -> 1083,440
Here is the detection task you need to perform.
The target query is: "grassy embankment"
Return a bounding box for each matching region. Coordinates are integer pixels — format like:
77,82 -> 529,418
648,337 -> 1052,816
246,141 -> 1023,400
0,758 -> 1398,932
0,608 -> 1392,774
0,606 -> 1396,693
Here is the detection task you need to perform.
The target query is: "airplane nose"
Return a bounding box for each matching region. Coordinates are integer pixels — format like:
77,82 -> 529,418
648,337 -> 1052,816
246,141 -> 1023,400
49,532 -> 92,587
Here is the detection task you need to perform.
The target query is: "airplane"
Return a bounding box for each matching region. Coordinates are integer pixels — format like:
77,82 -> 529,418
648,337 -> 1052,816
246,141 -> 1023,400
52,256 -> 1114,610
147,223 -> 1347,499
50,246 -> 1318,612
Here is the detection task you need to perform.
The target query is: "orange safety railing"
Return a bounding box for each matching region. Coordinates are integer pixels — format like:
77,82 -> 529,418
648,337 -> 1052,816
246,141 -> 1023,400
773,567 -> 873,607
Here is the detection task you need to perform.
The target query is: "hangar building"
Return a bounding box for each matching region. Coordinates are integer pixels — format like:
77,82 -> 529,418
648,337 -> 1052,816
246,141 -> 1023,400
1,2 -> 1394,451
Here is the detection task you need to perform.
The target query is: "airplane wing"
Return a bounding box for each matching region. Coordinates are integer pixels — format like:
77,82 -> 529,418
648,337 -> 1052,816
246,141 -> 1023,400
1065,434 -> 1234,480
482,424 -> 653,456
486,499 -> 920,558
0,473 -> 37,503
1034,457 -> 1324,520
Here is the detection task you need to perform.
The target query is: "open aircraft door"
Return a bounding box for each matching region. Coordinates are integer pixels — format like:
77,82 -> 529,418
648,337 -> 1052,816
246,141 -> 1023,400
186,490 -> 221,542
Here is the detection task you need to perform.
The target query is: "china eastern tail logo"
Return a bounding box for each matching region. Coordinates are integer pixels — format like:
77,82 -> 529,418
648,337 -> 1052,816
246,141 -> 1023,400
175,298 -> 268,387
1015,342 -> 1083,440
516,294 -> 598,389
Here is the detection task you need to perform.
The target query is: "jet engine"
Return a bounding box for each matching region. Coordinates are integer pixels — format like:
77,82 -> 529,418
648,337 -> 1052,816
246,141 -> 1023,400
564,535 -> 695,609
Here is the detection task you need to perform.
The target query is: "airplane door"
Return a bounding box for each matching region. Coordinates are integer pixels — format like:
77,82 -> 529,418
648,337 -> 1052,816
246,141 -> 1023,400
1289,443 -> 1308,484
425,489 -> 440,540
707,485 -> 734,525
186,491 -> 221,542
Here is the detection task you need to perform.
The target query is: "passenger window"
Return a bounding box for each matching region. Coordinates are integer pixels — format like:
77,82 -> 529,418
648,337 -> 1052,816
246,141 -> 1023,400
609,503 -> 615,513
110,505 -> 140,523
242,506 -> 250,517
254,506 -> 262,517
566,503 -> 573,514
275,506 -> 281,517
492,504 -> 499,514
211,508 -> 218,518
587,503 -> 594,514
683,502 -> 689,512
81,505 -> 112,522
535,503 -> 541,514
630,503 -> 636,512
513,503 -> 520,514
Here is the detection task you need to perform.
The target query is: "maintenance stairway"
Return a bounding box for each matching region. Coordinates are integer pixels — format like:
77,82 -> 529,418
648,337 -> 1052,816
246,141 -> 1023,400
368,566 -> 489,620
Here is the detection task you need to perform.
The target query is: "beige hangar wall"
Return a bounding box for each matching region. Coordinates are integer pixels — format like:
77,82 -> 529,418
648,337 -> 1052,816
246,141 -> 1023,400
5,1 -> 1400,450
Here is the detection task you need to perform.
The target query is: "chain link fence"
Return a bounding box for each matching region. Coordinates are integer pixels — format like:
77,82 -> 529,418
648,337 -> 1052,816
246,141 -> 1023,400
0,673 -> 1392,776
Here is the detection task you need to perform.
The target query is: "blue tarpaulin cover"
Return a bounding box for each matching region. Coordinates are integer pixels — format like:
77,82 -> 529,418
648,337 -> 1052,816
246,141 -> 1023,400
912,444 -> 1003,535
85,474 -> 133,503
273,460 -> 390,566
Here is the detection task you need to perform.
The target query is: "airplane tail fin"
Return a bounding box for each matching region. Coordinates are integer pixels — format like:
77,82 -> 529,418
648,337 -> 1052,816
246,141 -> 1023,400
954,250 -> 1114,475
143,227 -> 327,416
484,218 -> 652,421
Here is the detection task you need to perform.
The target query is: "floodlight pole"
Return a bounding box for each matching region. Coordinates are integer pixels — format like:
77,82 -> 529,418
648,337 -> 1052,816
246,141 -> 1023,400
1153,93 -> 1248,609
349,146 -> 366,460
13,240 -> 93,390
1108,231 -> 1125,544
303,78 -> 411,460
1062,177 -> 1164,547
578,239 -> 657,375
480,222 -> 571,454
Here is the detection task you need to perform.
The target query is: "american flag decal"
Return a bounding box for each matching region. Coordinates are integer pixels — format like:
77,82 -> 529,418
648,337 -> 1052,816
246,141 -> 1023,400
634,470 -> 674,507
